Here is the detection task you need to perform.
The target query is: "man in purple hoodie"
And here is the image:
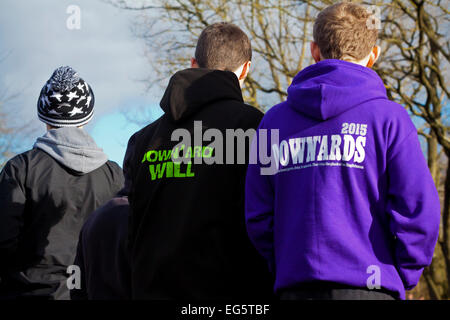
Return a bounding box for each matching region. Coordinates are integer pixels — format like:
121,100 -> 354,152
245,2 -> 440,300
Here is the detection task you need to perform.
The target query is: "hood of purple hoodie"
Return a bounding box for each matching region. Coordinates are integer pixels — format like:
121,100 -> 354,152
287,59 -> 387,121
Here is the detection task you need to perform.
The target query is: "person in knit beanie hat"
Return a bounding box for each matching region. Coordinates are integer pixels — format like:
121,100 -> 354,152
37,66 -> 95,128
0,66 -> 124,300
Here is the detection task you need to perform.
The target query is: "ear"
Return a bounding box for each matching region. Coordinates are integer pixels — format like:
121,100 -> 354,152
191,57 -> 199,68
366,46 -> 381,68
310,42 -> 321,63
239,61 -> 251,81
46,124 -> 57,131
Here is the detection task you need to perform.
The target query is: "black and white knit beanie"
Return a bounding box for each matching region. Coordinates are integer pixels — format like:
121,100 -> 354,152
37,66 -> 95,127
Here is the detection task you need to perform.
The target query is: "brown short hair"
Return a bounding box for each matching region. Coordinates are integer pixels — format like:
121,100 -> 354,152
313,2 -> 378,61
195,22 -> 252,72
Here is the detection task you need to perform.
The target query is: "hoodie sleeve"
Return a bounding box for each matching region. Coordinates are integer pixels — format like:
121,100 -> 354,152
386,128 -> 440,290
0,156 -> 27,265
245,123 -> 276,272
122,133 -> 137,196
124,132 -> 140,255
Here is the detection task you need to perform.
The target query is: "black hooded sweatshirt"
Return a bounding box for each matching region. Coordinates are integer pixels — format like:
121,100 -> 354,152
126,68 -> 273,299
70,192 -> 131,300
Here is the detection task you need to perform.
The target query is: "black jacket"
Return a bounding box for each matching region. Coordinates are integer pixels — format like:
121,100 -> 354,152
127,68 -> 273,299
71,194 -> 130,300
0,136 -> 123,299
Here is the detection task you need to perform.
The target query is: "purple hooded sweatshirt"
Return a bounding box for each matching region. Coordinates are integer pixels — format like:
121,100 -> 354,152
245,59 -> 440,300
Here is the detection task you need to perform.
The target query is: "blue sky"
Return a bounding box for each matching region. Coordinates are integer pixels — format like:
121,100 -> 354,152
0,0 -> 167,165
0,1 -> 440,164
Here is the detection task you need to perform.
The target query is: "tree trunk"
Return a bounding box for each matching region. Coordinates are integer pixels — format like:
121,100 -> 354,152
442,155 -> 450,297
415,134 -> 445,299
427,132 -> 439,184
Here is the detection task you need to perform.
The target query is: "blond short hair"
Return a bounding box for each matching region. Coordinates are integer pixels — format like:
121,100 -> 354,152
313,2 -> 378,61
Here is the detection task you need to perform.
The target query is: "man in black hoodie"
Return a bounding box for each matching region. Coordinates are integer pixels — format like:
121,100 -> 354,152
0,66 -> 124,299
126,23 -> 273,299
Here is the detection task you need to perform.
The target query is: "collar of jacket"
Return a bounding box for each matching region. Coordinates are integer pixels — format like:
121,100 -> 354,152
160,68 -> 244,123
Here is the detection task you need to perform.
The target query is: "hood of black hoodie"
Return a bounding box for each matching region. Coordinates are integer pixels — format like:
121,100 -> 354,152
286,59 -> 388,121
160,68 -> 244,122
